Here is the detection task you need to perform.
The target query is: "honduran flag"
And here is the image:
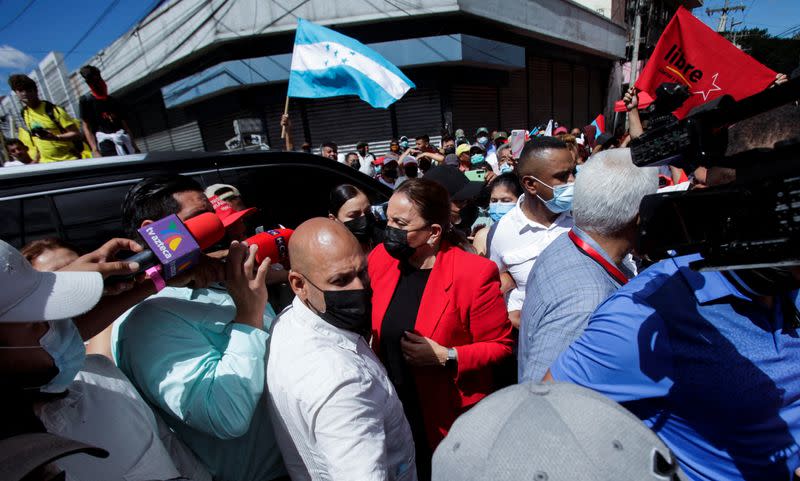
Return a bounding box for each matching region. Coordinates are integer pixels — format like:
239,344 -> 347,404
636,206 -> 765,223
287,19 -> 415,108
590,114 -> 605,139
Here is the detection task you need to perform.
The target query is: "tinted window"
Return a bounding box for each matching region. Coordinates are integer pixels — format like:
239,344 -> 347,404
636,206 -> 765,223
218,163 -> 388,229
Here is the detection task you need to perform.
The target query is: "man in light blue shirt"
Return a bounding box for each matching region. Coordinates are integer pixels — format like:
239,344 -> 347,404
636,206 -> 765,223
112,175 -> 286,481
518,149 -> 656,382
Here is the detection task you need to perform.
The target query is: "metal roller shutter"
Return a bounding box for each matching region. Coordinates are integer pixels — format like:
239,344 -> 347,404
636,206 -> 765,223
306,97 -> 392,146
499,70 -> 527,131
572,66 -> 589,128
452,85 -> 497,136
589,68 -> 606,119
141,130 -> 174,152
265,99 -> 303,148
171,121 -> 204,151
395,88 -> 442,139
553,61 -> 572,127
528,57 -> 552,126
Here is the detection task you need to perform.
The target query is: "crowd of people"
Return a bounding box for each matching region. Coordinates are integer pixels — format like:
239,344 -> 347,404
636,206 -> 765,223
2,59 -> 800,481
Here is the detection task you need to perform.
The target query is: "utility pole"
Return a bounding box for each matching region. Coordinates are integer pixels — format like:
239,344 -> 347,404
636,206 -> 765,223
706,0 -> 746,33
630,0 -> 642,84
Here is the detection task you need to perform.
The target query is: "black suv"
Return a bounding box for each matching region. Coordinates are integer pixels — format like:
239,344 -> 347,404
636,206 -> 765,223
0,151 -> 392,252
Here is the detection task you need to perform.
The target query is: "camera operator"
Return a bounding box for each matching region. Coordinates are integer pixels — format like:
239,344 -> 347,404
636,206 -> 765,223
543,99 -> 800,480
111,174 -> 287,481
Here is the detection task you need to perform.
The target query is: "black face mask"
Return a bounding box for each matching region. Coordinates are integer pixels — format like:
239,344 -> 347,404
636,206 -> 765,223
305,277 -> 373,336
444,146 -> 455,155
343,213 -> 375,244
383,225 -> 417,261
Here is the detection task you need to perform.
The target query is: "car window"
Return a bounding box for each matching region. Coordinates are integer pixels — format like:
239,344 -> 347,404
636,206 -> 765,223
0,197 -> 60,249
218,163 -> 389,229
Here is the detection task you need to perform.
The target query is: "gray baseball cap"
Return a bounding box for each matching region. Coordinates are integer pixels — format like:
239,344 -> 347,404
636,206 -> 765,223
433,383 -> 686,481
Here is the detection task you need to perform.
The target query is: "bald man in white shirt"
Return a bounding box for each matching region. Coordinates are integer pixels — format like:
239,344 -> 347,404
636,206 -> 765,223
267,218 -> 417,481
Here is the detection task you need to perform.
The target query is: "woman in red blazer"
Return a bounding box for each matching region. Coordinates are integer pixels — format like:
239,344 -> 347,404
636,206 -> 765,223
369,177 -> 514,479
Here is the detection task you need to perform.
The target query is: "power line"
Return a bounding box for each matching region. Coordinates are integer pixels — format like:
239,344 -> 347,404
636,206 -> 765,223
0,0 -> 37,33
65,0 -> 122,60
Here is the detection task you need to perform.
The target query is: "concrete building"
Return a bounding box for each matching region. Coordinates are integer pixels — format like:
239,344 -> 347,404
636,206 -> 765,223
68,0 -> 629,152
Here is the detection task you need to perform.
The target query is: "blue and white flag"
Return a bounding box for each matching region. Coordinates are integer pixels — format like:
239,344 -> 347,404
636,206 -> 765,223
288,19 -> 415,109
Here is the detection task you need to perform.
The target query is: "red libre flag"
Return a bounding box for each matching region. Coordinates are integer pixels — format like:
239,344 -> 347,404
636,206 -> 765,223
635,6 -> 776,119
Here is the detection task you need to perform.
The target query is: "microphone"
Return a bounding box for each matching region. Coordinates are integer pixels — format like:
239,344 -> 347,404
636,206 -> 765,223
113,212 -> 226,281
244,228 -> 294,266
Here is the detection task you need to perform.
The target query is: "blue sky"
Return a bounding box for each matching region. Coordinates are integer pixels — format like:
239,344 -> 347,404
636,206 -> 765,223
0,0 -> 798,95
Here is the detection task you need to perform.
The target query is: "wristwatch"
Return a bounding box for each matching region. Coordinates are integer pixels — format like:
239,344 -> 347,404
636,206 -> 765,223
445,347 -> 458,369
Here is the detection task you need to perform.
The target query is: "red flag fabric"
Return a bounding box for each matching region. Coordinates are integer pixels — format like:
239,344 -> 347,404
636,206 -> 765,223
635,6 -> 776,119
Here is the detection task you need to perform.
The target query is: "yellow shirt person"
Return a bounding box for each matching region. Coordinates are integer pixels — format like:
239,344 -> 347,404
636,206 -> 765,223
20,102 -> 86,163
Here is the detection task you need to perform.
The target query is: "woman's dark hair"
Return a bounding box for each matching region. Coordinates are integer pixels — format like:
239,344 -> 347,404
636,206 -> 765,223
329,184 -> 365,217
122,174 -> 204,238
489,172 -> 523,198
20,238 -> 81,264
394,178 -> 470,250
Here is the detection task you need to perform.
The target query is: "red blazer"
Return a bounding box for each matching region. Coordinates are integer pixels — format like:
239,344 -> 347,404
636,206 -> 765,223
369,242 -> 514,449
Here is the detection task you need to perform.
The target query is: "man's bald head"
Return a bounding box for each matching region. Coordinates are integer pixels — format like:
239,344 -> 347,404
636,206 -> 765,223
290,218 -> 360,277
517,136 -> 570,177
288,218 -> 368,311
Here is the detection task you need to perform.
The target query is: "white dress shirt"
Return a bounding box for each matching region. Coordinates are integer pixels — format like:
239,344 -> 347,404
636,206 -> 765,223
267,297 -> 417,481
35,354 -> 210,481
488,194 -> 573,311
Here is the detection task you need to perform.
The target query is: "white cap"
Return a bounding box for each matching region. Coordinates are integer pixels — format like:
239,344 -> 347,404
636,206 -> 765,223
0,240 -> 103,323
204,183 -> 240,201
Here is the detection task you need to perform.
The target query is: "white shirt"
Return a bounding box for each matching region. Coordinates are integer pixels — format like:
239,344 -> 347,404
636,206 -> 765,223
267,297 -> 417,481
488,194 -> 574,311
3,159 -> 26,167
35,354 -> 210,481
358,152 -> 377,177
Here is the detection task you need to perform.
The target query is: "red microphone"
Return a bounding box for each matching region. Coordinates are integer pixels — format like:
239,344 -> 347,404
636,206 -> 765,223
245,228 -> 293,266
185,212 -> 226,250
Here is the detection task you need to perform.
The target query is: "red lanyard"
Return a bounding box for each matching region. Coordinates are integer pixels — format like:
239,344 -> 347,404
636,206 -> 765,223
568,230 -> 629,285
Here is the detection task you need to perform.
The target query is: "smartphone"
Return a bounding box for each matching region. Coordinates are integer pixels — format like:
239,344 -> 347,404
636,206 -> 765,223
509,130 -> 528,159
31,127 -> 50,138
465,170 -> 486,182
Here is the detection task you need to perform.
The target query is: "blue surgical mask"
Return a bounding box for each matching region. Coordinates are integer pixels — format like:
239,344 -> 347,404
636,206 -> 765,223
400,140 -> 409,149
470,154 -> 485,165
0,319 -> 86,393
489,201 -> 516,222
477,136 -> 489,145
532,176 -> 574,214
500,163 -> 514,174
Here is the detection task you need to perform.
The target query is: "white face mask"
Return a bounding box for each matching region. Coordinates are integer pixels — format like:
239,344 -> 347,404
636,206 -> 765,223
1,319 -> 85,393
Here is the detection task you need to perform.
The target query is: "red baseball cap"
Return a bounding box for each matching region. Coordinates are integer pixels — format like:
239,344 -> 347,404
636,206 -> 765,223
209,195 -> 256,227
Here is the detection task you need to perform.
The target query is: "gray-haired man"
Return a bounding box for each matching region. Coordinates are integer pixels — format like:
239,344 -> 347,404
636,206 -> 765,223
517,148 -> 657,383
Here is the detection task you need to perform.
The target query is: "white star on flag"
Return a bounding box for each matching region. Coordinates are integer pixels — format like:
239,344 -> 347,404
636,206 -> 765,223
694,72 -> 722,101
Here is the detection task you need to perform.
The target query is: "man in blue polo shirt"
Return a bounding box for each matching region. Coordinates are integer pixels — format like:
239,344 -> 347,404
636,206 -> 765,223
548,255 -> 800,480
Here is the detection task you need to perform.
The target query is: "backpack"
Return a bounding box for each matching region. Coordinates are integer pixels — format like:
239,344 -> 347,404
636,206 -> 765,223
21,101 -> 85,158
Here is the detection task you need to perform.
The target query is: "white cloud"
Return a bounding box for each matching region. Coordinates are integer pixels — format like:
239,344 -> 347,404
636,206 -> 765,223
0,45 -> 35,69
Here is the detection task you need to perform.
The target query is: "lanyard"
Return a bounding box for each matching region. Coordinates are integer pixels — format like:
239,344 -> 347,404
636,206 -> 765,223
568,230 -> 629,286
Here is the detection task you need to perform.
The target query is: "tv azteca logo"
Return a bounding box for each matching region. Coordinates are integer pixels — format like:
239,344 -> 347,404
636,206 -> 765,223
145,221 -> 183,260
160,222 -> 184,252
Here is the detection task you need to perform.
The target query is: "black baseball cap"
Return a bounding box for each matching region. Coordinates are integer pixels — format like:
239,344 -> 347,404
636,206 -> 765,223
424,166 -> 483,202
